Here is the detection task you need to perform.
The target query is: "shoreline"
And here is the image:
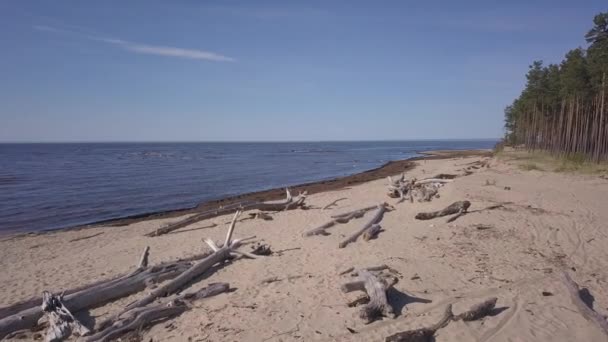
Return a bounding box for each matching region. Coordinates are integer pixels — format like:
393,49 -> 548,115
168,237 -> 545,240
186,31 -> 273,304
6,149 -> 492,237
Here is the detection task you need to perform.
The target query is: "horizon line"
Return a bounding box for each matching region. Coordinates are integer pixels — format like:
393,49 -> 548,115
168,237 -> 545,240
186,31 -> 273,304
0,138 -> 500,144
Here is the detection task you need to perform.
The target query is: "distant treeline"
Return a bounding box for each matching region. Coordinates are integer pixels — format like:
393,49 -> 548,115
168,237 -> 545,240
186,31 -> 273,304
504,12 -> 608,161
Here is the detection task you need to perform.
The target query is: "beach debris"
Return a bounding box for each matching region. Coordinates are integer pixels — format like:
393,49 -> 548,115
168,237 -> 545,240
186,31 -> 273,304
385,304 -> 453,342
453,297 -> 497,321
385,297 -> 499,342
473,224 -> 494,230
387,173 -> 414,202
40,291 -> 91,341
68,232 -> 104,243
387,174 -> 451,203
339,203 -> 390,248
302,204 -> 379,237
85,283 -> 230,342
562,272 -> 608,337
363,224 -> 382,241
92,211 -> 263,340
341,269 -> 397,323
251,243 -> 272,256
0,248 -> 208,340
431,173 -> 458,180
322,197 -> 348,210
146,188 -> 307,237
340,264 -> 392,277
415,201 -> 471,221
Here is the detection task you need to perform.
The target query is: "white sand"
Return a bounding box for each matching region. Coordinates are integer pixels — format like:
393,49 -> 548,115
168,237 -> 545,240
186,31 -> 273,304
2,155 -> 608,341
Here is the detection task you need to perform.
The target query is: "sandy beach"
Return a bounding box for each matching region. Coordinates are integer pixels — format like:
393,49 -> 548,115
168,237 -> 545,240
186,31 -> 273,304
2,151 -> 608,341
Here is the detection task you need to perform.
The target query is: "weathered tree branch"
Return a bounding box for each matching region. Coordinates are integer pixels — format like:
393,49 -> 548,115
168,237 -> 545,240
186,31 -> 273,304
562,272 -> 608,337
322,197 -> 348,210
385,304 -> 453,342
302,209 -> 367,237
85,283 -> 230,342
339,204 -> 388,248
415,201 -> 471,221
0,250 -> 201,340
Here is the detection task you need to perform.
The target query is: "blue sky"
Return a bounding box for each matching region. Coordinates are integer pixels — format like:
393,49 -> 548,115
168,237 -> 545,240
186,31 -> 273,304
0,1 -> 606,142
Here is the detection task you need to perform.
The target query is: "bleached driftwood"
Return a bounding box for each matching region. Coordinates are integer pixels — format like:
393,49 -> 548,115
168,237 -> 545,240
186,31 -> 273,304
385,304 -> 453,342
454,297 -> 497,321
146,189 -> 307,237
322,197 -> 347,210
302,209 -> 367,237
86,283 -> 229,342
0,248 -> 200,340
415,201 -> 471,221
40,291 -> 90,341
416,185 -> 438,202
339,204 -> 388,248
96,211 -> 260,335
363,224 -> 382,241
129,212 -> 254,311
331,205 -> 378,219
415,178 -> 453,185
385,297 -> 497,341
341,270 -> 396,323
562,272 -> 608,336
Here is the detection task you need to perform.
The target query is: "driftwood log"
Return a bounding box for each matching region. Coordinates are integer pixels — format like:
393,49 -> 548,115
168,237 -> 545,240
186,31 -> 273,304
562,272 -> 608,337
363,224 -> 382,241
0,249 -> 202,340
302,206 -> 372,237
86,283 -> 230,342
385,304 -> 453,342
322,197 -> 347,210
385,297 -> 498,342
453,297 -> 497,321
339,204 -> 389,248
415,201 -> 471,220
40,291 -> 90,342
146,188 -> 307,237
96,211 -> 260,335
341,270 -> 396,323
331,205 -> 379,219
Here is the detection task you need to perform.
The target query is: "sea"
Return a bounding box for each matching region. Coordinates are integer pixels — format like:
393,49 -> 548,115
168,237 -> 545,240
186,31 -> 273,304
0,140 -> 496,234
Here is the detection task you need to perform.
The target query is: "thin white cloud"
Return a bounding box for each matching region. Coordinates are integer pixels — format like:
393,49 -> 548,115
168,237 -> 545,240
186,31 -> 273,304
33,25 -> 235,62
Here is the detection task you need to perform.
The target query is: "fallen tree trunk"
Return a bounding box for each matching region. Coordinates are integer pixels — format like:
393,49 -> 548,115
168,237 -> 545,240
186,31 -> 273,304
146,189 -> 306,237
415,201 -> 470,220
341,269 -> 395,323
0,250 -> 211,321
562,272 -> 608,337
97,211 -> 261,333
0,249 -> 199,340
85,283 -> 229,342
339,204 -> 388,248
40,291 -> 91,342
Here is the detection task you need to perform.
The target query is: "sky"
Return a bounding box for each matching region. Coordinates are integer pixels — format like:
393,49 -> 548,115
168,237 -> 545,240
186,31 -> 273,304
0,0 -> 606,142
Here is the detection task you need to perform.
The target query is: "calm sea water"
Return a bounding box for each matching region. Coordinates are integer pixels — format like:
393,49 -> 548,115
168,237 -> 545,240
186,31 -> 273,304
0,141 -> 495,234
